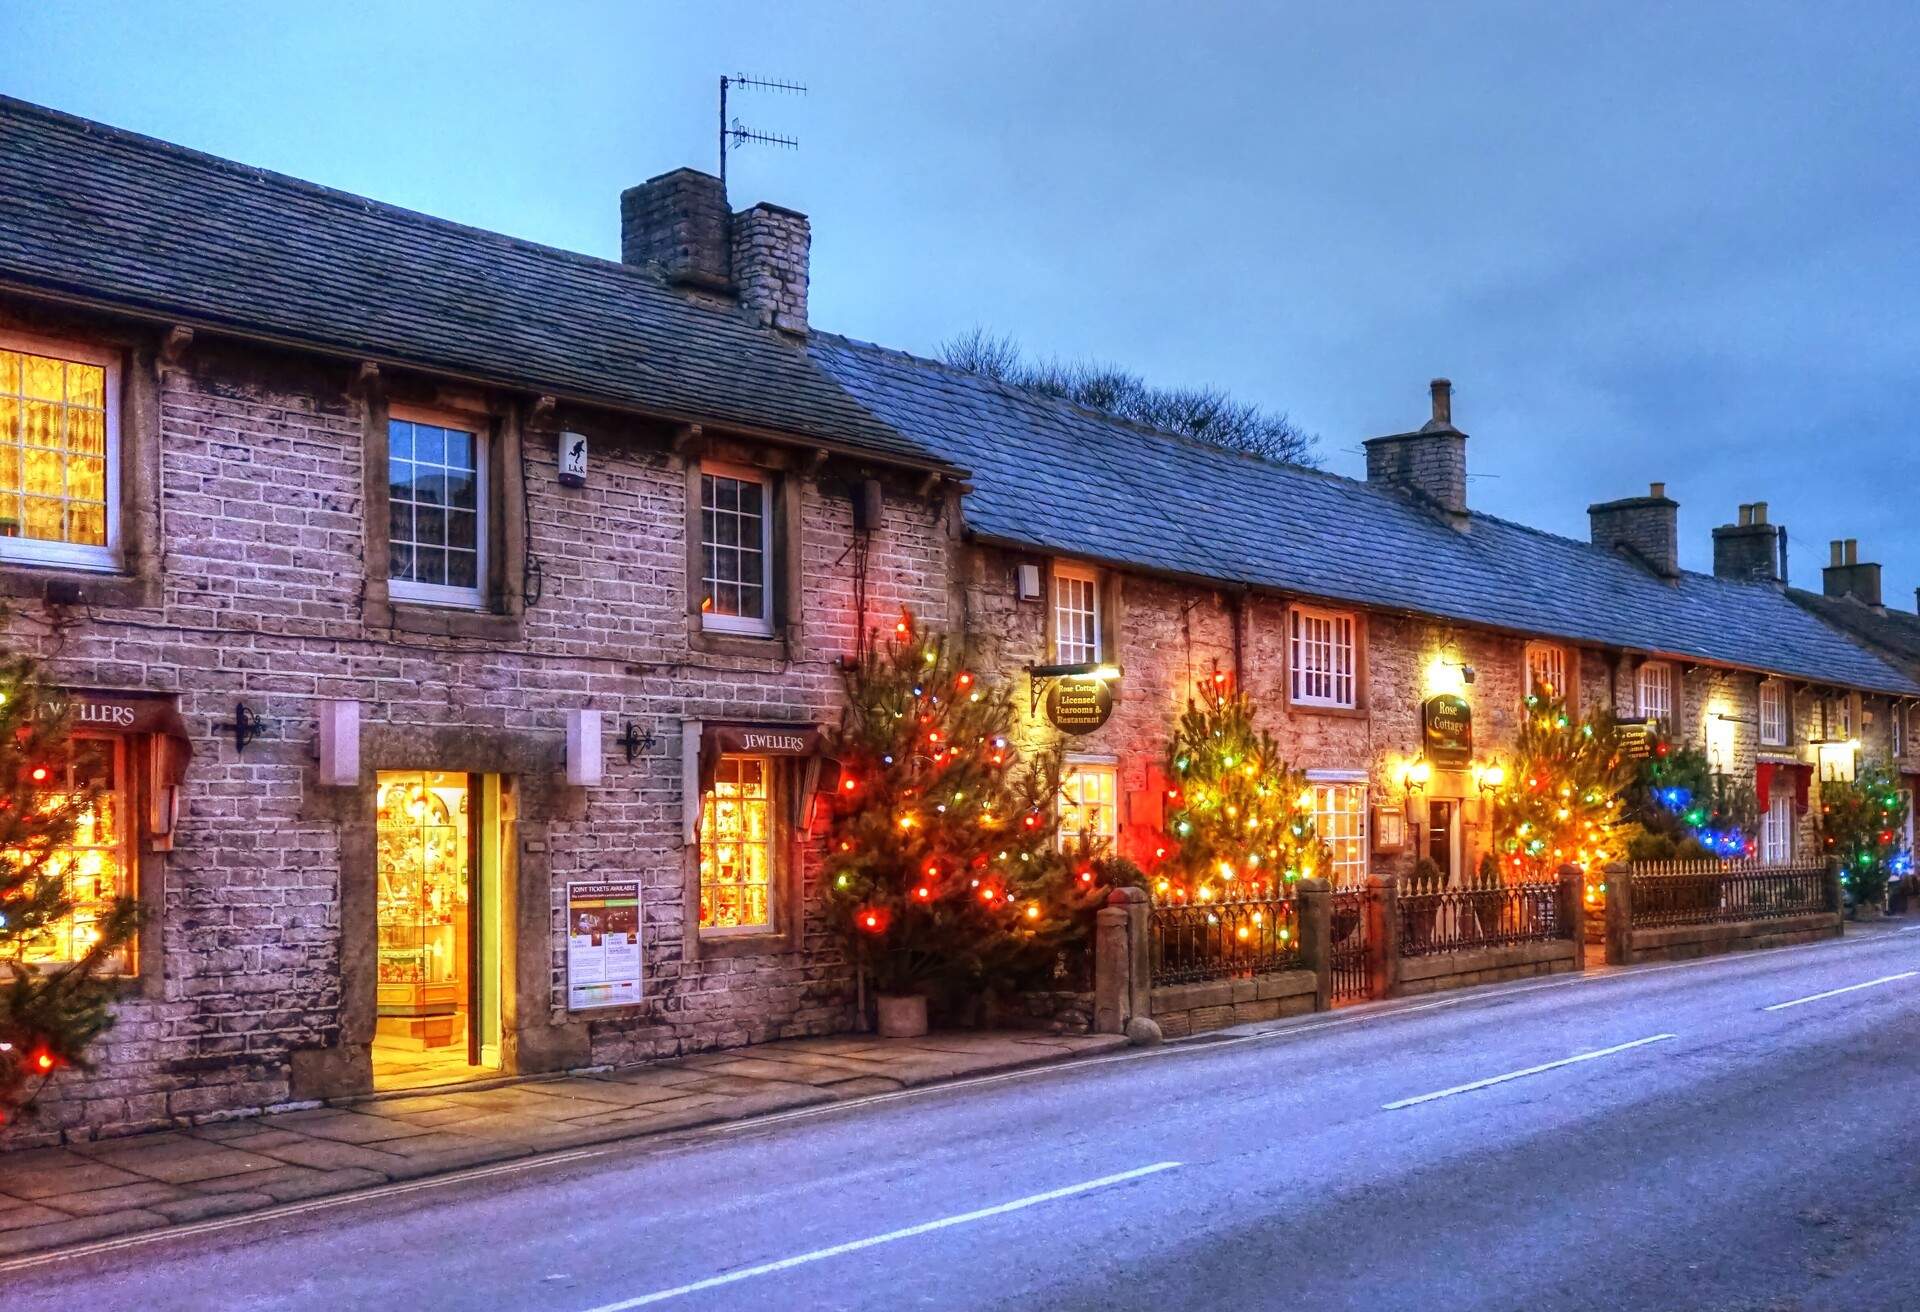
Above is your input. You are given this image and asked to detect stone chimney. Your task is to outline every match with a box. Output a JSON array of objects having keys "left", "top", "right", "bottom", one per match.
[
  {"left": 1364, "top": 379, "right": 1468, "bottom": 529},
  {"left": 1589, "top": 482, "right": 1680, "bottom": 579},
  {"left": 1711, "top": 502, "right": 1787, "bottom": 585},
  {"left": 1823, "top": 538, "right": 1883, "bottom": 608},
  {"left": 730, "top": 202, "right": 810, "bottom": 335},
  {"left": 619, "top": 169, "right": 811, "bottom": 336}
]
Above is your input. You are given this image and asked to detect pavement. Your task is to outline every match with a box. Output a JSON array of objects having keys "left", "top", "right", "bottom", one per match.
[
  {"left": 0, "top": 1029, "right": 1123, "bottom": 1262},
  {"left": 5, "top": 924, "right": 1920, "bottom": 1310}
]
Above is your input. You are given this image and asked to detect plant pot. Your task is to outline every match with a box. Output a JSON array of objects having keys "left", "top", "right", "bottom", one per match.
[{"left": 875, "top": 993, "right": 929, "bottom": 1039}]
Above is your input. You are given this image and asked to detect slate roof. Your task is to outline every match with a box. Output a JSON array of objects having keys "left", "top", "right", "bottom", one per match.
[
  {"left": 0, "top": 96, "right": 947, "bottom": 470},
  {"left": 811, "top": 333, "right": 1920, "bottom": 697},
  {"left": 1788, "top": 590, "right": 1920, "bottom": 680}
]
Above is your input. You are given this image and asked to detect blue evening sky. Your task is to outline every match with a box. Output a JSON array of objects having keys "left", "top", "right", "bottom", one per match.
[{"left": 6, "top": 3, "right": 1917, "bottom": 596}]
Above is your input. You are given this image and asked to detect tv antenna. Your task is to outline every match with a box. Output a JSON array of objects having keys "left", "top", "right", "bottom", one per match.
[{"left": 720, "top": 73, "right": 804, "bottom": 190}]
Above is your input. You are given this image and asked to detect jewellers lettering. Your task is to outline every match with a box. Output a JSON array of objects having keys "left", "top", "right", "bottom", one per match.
[
  {"left": 1422, "top": 694, "right": 1473, "bottom": 768},
  {"left": 739, "top": 732, "right": 809, "bottom": 754}
]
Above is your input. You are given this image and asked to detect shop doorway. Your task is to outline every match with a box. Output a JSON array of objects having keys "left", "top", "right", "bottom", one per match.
[
  {"left": 373, "top": 771, "right": 512, "bottom": 1090},
  {"left": 1427, "top": 799, "right": 1462, "bottom": 886}
]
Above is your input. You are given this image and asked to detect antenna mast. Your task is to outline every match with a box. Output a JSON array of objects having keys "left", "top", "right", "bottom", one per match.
[{"left": 719, "top": 73, "right": 805, "bottom": 190}]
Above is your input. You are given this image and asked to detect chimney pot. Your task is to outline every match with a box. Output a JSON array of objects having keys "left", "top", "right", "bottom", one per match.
[
  {"left": 1753, "top": 501, "right": 1768, "bottom": 524},
  {"left": 1845, "top": 538, "right": 1859, "bottom": 565},
  {"left": 1737, "top": 503, "right": 1754, "bottom": 527},
  {"left": 1364, "top": 380, "right": 1469, "bottom": 528}
]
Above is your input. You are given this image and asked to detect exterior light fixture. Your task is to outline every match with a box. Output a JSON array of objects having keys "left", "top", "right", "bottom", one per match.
[
  {"left": 1474, "top": 762, "right": 1506, "bottom": 796},
  {"left": 1401, "top": 757, "right": 1432, "bottom": 797}
]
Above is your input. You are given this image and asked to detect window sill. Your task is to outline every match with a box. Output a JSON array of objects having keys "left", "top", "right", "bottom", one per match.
[
  {"left": 696, "top": 929, "right": 797, "bottom": 960},
  {"left": 1287, "top": 701, "right": 1367, "bottom": 720},
  {"left": 691, "top": 625, "right": 790, "bottom": 661},
  {"left": 0, "top": 561, "right": 155, "bottom": 609},
  {"left": 371, "top": 600, "right": 524, "bottom": 643}
]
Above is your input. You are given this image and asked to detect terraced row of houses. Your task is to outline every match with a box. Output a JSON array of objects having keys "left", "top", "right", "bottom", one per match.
[{"left": 2, "top": 96, "right": 1914, "bottom": 1143}]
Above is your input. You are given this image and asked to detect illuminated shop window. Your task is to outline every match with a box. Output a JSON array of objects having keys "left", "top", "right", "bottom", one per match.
[
  {"left": 1760, "top": 793, "right": 1796, "bottom": 866},
  {"left": 701, "top": 755, "right": 774, "bottom": 932},
  {"left": 18, "top": 735, "right": 130, "bottom": 967},
  {"left": 0, "top": 337, "right": 117, "bottom": 569},
  {"left": 1311, "top": 781, "right": 1368, "bottom": 888},
  {"left": 1058, "top": 761, "right": 1118, "bottom": 849}
]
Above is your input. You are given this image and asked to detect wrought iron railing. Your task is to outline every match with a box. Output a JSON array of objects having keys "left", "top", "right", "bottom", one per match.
[
  {"left": 1398, "top": 882, "right": 1567, "bottom": 958},
  {"left": 1330, "top": 885, "right": 1375, "bottom": 1002},
  {"left": 1629, "top": 860, "right": 1832, "bottom": 928},
  {"left": 1149, "top": 893, "right": 1300, "bottom": 987}
]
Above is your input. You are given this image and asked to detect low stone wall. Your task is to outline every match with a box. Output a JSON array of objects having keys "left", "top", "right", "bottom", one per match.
[
  {"left": 1150, "top": 968, "right": 1318, "bottom": 1038},
  {"left": 1391, "top": 939, "right": 1580, "bottom": 997},
  {"left": 1627, "top": 910, "right": 1841, "bottom": 963}
]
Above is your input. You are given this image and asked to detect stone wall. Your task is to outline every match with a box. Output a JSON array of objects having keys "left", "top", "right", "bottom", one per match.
[
  {"left": 1149, "top": 969, "right": 1318, "bottom": 1038},
  {"left": 1, "top": 305, "right": 951, "bottom": 1145},
  {"left": 1391, "top": 939, "right": 1579, "bottom": 997}
]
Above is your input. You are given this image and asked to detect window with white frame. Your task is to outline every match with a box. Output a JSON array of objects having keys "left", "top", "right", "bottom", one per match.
[
  {"left": 699, "top": 465, "right": 774, "bottom": 635},
  {"left": 1525, "top": 643, "right": 1567, "bottom": 701},
  {"left": 0, "top": 333, "right": 119, "bottom": 571},
  {"left": 1290, "top": 606, "right": 1357, "bottom": 708},
  {"left": 1636, "top": 662, "right": 1673, "bottom": 724},
  {"left": 1760, "top": 793, "right": 1796, "bottom": 866},
  {"left": 1058, "top": 761, "right": 1118, "bottom": 849},
  {"left": 1310, "top": 779, "right": 1368, "bottom": 888},
  {"left": 1826, "top": 694, "right": 1853, "bottom": 740},
  {"left": 1051, "top": 564, "right": 1101, "bottom": 665},
  {"left": 700, "top": 755, "right": 775, "bottom": 933},
  {"left": 388, "top": 411, "right": 486, "bottom": 607},
  {"left": 1759, "top": 680, "right": 1788, "bottom": 746}
]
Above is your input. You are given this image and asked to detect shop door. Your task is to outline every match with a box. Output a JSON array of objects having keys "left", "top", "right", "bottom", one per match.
[{"left": 374, "top": 771, "right": 504, "bottom": 1087}]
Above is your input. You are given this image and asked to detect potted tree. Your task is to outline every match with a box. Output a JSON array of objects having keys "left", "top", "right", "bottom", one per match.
[{"left": 823, "top": 613, "right": 1108, "bottom": 1037}]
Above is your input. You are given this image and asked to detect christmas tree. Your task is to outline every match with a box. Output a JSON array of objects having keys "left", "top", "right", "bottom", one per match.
[
  {"left": 1818, "top": 761, "right": 1909, "bottom": 906},
  {"left": 1486, "top": 694, "right": 1639, "bottom": 884},
  {"left": 0, "top": 653, "right": 139, "bottom": 1123},
  {"left": 1155, "top": 674, "right": 1326, "bottom": 903},
  {"left": 822, "top": 613, "right": 1124, "bottom": 1003},
  {"left": 1627, "top": 737, "right": 1759, "bottom": 861}
]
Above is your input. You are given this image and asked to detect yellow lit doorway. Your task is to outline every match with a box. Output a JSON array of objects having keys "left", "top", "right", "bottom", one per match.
[{"left": 372, "top": 771, "right": 510, "bottom": 1090}]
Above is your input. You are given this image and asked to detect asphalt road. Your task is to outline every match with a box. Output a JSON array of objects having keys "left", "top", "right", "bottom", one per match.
[{"left": 7, "top": 927, "right": 1920, "bottom": 1312}]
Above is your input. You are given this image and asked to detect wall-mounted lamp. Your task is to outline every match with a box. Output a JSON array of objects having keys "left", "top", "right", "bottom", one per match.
[
  {"left": 620, "top": 720, "right": 657, "bottom": 764},
  {"left": 1401, "top": 757, "right": 1432, "bottom": 797},
  {"left": 221, "top": 701, "right": 266, "bottom": 754},
  {"left": 1474, "top": 761, "right": 1507, "bottom": 796}
]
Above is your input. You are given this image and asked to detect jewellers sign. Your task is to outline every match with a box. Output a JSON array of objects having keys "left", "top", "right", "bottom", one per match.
[
  {"left": 1422, "top": 694, "right": 1473, "bottom": 768},
  {"left": 705, "top": 724, "right": 822, "bottom": 757}
]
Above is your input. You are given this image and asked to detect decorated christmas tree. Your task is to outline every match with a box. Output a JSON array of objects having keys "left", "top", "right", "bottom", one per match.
[
  {"left": 1155, "top": 673, "right": 1326, "bottom": 903},
  {"left": 1817, "top": 761, "right": 1909, "bottom": 907},
  {"left": 1627, "top": 736, "right": 1759, "bottom": 861},
  {"left": 822, "top": 613, "right": 1125, "bottom": 1003},
  {"left": 1486, "top": 694, "right": 1639, "bottom": 883},
  {"left": 1, "top": 653, "right": 139, "bottom": 1123}
]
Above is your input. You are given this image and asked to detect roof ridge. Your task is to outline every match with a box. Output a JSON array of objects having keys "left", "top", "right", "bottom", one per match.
[
  {"left": 0, "top": 94, "right": 690, "bottom": 300},
  {"left": 814, "top": 328, "right": 1339, "bottom": 480}
]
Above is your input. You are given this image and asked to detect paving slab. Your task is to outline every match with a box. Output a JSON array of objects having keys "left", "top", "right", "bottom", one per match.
[
  {"left": 82, "top": 1141, "right": 286, "bottom": 1185},
  {"left": 42, "top": 1181, "right": 184, "bottom": 1217},
  {"left": 0, "top": 1201, "right": 71, "bottom": 1233},
  {"left": 0, "top": 1159, "right": 147, "bottom": 1200},
  {"left": 149, "top": 1191, "right": 274, "bottom": 1223},
  {"left": 0, "top": 1208, "right": 165, "bottom": 1259},
  {"left": 254, "top": 1111, "right": 435, "bottom": 1146}
]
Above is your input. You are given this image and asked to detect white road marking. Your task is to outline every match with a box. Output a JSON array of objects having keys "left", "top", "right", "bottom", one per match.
[
  {"left": 1381, "top": 1034, "right": 1677, "bottom": 1110},
  {"left": 1762, "top": 970, "right": 1918, "bottom": 1012},
  {"left": 577, "top": 1161, "right": 1182, "bottom": 1310}
]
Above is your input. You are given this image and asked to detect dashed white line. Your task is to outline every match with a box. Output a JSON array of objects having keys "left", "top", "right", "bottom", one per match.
[
  {"left": 1382, "top": 1034, "right": 1677, "bottom": 1110},
  {"left": 1762, "top": 970, "right": 1918, "bottom": 1012},
  {"left": 577, "top": 1161, "right": 1182, "bottom": 1310}
]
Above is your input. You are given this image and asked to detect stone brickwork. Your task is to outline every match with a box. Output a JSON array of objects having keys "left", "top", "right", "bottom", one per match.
[
  {"left": 0, "top": 309, "right": 950, "bottom": 1146},
  {"left": 1588, "top": 484, "right": 1679, "bottom": 578},
  {"left": 620, "top": 169, "right": 733, "bottom": 291},
  {"left": 730, "top": 203, "right": 810, "bottom": 336}
]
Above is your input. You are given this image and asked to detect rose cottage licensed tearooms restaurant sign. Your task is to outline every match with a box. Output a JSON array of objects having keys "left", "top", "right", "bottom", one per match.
[
  {"left": 566, "top": 881, "right": 642, "bottom": 1010},
  {"left": 1422, "top": 693, "right": 1473, "bottom": 768},
  {"left": 1045, "top": 678, "right": 1114, "bottom": 735}
]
